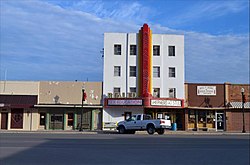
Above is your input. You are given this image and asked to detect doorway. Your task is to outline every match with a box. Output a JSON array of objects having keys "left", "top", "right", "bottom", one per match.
[
  {"left": 1, "top": 112, "right": 8, "bottom": 129},
  {"left": 216, "top": 112, "right": 224, "bottom": 131}
]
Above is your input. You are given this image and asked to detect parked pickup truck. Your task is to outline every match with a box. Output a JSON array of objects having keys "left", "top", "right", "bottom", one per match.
[{"left": 117, "top": 114, "right": 171, "bottom": 135}]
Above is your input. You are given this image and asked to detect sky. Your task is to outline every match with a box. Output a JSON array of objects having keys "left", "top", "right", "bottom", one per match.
[{"left": 0, "top": 0, "right": 249, "bottom": 84}]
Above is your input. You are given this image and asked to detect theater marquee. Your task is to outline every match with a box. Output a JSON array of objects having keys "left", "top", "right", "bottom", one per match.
[
  {"left": 108, "top": 99, "right": 143, "bottom": 106},
  {"left": 151, "top": 99, "right": 182, "bottom": 107}
]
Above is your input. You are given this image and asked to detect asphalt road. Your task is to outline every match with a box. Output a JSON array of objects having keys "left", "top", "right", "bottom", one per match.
[{"left": 0, "top": 133, "right": 249, "bottom": 165}]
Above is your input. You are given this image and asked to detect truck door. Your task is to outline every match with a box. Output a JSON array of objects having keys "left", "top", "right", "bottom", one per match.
[
  {"left": 133, "top": 115, "right": 142, "bottom": 129},
  {"left": 125, "top": 115, "right": 136, "bottom": 130}
]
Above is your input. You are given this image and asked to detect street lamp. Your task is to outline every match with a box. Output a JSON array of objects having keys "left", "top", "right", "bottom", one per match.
[
  {"left": 241, "top": 88, "right": 246, "bottom": 133},
  {"left": 79, "top": 85, "right": 85, "bottom": 131}
]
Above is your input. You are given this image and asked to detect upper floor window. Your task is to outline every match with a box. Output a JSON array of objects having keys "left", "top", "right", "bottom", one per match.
[
  {"left": 169, "top": 46, "right": 175, "bottom": 56},
  {"left": 130, "top": 66, "right": 136, "bottom": 77},
  {"left": 114, "top": 44, "right": 121, "bottom": 55},
  {"left": 114, "top": 66, "right": 121, "bottom": 77},
  {"left": 113, "top": 87, "right": 120, "bottom": 93},
  {"left": 130, "top": 87, "right": 136, "bottom": 93},
  {"left": 153, "top": 45, "right": 160, "bottom": 56},
  {"left": 130, "top": 45, "right": 137, "bottom": 55},
  {"left": 169, "top": 67, "right": 175, "bottom": 78},
  {"left": 153, "top": 66, "right": 160, "bottom": 78},
  {"left": 153, "top": 88, "right": 160, "bottom": 98},
  {"left": 169, "top": 88, "right": 176, "bottom": 98}
]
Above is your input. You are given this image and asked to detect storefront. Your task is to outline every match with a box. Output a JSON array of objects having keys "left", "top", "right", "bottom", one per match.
[
  {"left": 35, "top": 105, "right": 102, "bottom": 130},
  {"left": 103, "top": 97, "right": 184, "bottom": 130},
  {"left": 185, "top": 109, "right": 226, "bottom": 131},
  {"left": 0, "top": 95, "right": 38, "bottom": 130}
]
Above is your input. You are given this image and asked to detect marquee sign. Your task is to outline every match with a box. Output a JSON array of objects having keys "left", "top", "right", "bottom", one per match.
[
  {"left": 108, "top": 99, "right": 143, "bottom": 106},
  {"left": 151, "top": 99, "right": 182, "bottom": 107}
]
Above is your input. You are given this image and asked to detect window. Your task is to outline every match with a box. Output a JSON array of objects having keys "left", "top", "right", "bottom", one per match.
[
  {"left": 136, "top": 115, "right": 141, "bottom": 120},
  {"left": 67, "top": 113, "right": 73, "bottom": 126},
  {"left": 114, "top": 44, "right": 121, "bottom": 55},
  {"left": 169, "top": 88, "right": 176, "bottom": 98},
  {"left": 153, "top": 45, "right": 160, "bottom": 56},
  {"left": 153, "top": 88, "right": 160, "bottom": 98},
  {"left": 169, "top": 67, "right": 176, "bottom": 78},
  {"left": 169, "top": 46, "right": 175, "bottom": 56},
  {"left": 114, "top": 66, "right": 121, "bottom": 76},
  {"left": 130, "top": 45, "right": 136, "bottom": 55},
  {"left": 130, "top": 87, "right": 136, "bottom": 93},
  {"left": 130, "top": 66, "right": 136, "bottom": 77},
  {"left": 114, "top": 88, "right": 120, "bottom": 93},
  {"left": 153, "top": 66, "right": 160, "bottom": 78}
]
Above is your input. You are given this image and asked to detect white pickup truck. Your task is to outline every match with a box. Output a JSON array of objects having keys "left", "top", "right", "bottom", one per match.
[{"left": 117, "top": 114, "right": 171, "bottom": 135}]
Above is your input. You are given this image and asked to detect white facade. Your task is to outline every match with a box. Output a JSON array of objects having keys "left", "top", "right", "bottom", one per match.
[{"left": 103, "top": 32, "right": 185, "bottom": 123}]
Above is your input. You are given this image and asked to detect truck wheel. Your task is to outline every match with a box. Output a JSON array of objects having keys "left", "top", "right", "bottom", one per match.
[
  {"left": 147, "top": 125, "right": 155, "bottom": 135},
  {"left": 118, "top": 126, "right": 126, "bottom": 134},
  {"left": 157, "top": 129, "right": 165, "bottom": 135}
]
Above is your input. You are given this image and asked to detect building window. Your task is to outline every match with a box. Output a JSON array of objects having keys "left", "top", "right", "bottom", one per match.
[
  {"left": 153, "top": 45, "right": 160, "bottom": 56},
  {"left": 130, "top": 87, "right": 136, "bottom": 93},
  {"left": 169, "top": 67, "right": 175, "bottom": 78},
  {"left": 114, "top": 44, "right": 121, "bottom": 55},
  {"left": 169, "top": 46, "right": 175, "bottom": 56},
  {"left": 130, "top": 45, "right": 136, "bottom": 55},
  {"left": 153, "top": 88, "right": 160, "bottom": 98},
  {"left": 114, "top": 66, "right": 121, "bottom": 77},
  {"left": 153, "top": 66, "right": 160, "bottom": 78},
  {"left": 130, "top": 66, "right": 136, "bottom": 77},
  {"left": 169, "top": 88, "right": 176, "bottom": 98}
]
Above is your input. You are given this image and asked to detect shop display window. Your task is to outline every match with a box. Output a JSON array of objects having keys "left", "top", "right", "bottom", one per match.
[
  {"left": 188, "top": 110, "right": 195, "bottom": 123},
  {"left": 206, "top": 111, "right": 215, "bottom": 128}
]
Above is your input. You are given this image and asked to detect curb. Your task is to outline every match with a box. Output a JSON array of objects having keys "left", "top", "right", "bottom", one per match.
[{"left": 0, "top": 130, "right": 249, "bottom": 136}]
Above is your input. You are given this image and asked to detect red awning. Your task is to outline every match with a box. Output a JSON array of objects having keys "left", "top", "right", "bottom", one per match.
[{"left": 0, "top": 95, "right": 37, "bottom": 108}]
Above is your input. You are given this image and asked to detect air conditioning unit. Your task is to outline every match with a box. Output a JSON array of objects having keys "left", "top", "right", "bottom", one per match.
[
  {"left": 108, "top": 93, "right": 113, "bottom": 98},
  {"left": 131, "top": 92, "right": 137, "bottom": 98},
  {"left": 114, "top": 92, "right": 121, "bottom": 98},
  {"left": 127, "top": 93, "right": 132, "bottom": 98}
]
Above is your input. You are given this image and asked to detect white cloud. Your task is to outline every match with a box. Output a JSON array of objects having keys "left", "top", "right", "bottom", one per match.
[{"left": 168, "top": 0, "right": 248, "bottom": 26}]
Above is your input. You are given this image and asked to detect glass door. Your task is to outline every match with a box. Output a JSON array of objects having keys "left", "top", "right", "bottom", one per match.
[{"left": 216, "top": 112, "right": 224, "bottom": 131}]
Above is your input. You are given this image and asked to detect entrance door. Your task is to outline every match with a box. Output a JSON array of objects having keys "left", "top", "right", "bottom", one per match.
[
  {"left": 1, "top": 112, "right": 8, "bottom": 129},
  {"left": 11, "top": 109, "right": 23, "bottom": 129},
  {"left": 216, "top": 113, "right": 224, "bottom": 131}
]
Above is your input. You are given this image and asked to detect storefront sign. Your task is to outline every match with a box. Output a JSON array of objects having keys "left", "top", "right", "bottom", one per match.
[
  {"left": 197, "top": 86, "right": 216, "bottom": 96},
  {"left": 151, "top": 99, "right": 182, "bottom": 107},
  {"left": 108, "top": 99, "right": 143, "bottom": 106}
]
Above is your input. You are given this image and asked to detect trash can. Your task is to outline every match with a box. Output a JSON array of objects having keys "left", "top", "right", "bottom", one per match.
[{"left": 172, "top": 123, "right": 177, "bottom": 131}]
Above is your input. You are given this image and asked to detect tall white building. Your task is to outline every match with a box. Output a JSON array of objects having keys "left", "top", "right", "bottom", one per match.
[{"left": 103, "top": 24, "right": 184, "bottom": 128}]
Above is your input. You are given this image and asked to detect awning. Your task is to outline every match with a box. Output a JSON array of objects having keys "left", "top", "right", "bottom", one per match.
[
  {"left": 0, "top": 95, "right": 37, "bottom": 108},
  {"left": 228, "top": 102, "right": 250, "bottom": 109}
]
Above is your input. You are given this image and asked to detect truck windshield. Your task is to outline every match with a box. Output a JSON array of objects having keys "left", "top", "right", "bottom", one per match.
[{"left": 126, "top": 115, "right": 136, "bottom": 121}]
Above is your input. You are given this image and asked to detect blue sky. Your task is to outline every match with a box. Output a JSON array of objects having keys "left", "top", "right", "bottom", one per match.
[{"left": 0, "top": 0, "right": 249, "bottom": 83}]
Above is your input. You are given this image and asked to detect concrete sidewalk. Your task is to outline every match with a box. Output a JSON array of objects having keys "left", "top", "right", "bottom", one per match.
[{"left": 0, "top": 129, "right": 249, "bottom": 136}]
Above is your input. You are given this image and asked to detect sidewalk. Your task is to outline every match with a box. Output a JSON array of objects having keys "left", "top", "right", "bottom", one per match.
[{"left": 0, "top": 129, "right": 249, "bottom": 135}]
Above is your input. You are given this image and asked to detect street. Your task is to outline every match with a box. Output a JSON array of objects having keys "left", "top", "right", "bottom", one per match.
[{"left": 0, "top": 132, "right": 249, "bottom": 165}]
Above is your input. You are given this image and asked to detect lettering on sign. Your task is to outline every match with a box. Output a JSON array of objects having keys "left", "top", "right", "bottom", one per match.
[
  {"left": 151, "top": 100, "right": 182, "bottom": 107},
  {"left": 197, "top": 86, "right": 216, "bottom": 96},
  {"left": 108, "top": 99, "right": 143, "bottom": 106}
]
